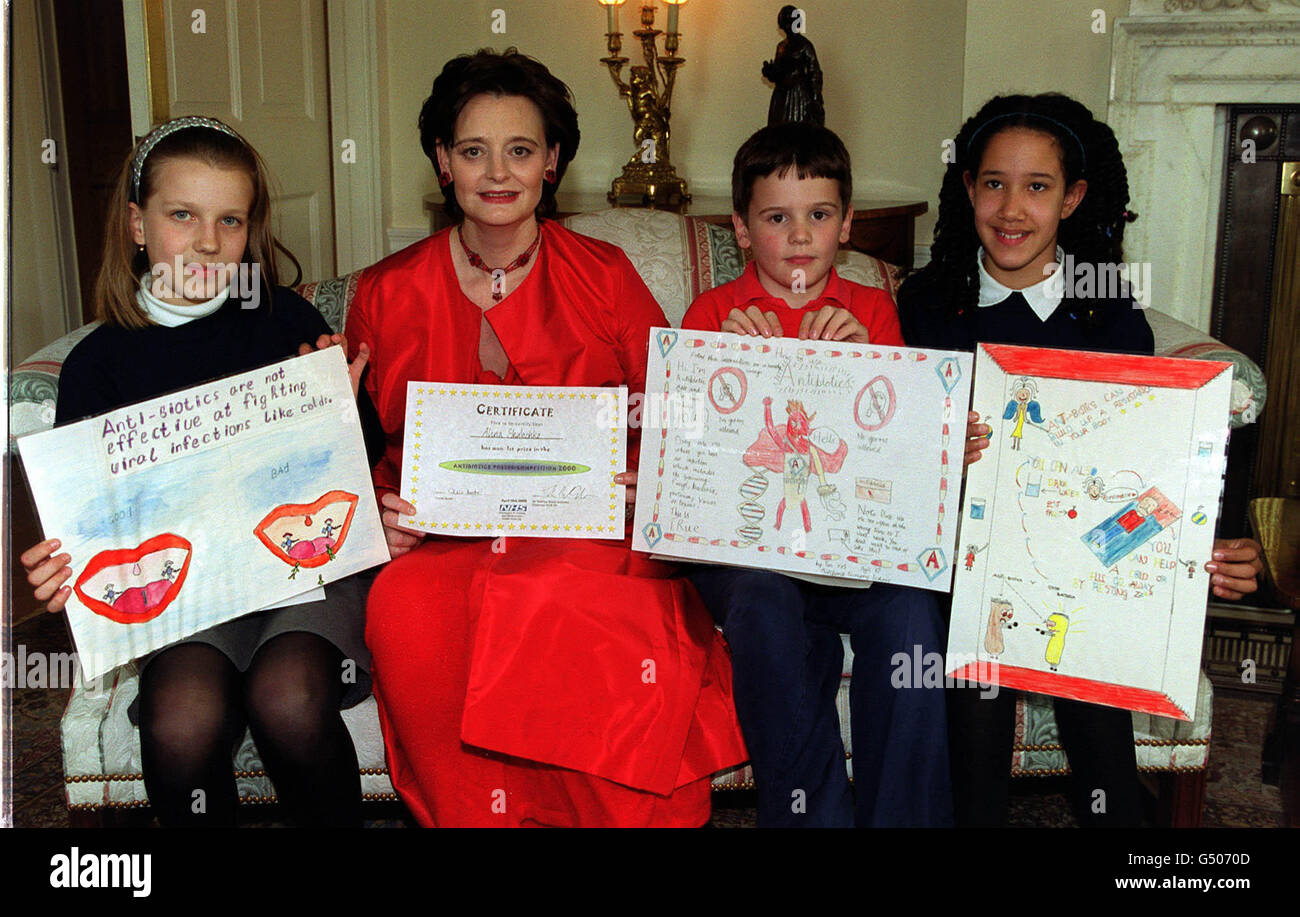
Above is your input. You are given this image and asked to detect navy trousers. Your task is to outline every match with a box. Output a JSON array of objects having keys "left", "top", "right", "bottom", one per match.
[{"left": 689, "top": 567, "right": 953, "bottom": 827}]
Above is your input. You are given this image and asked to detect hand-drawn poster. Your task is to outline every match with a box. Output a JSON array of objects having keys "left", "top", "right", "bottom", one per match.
[
  {"left": 396, "top": 383, "right": 627, "bottom": 538},
  {"left": 632, "top": 328, "right": 972, "bottom": 590},
  {"left": 947, "top": 344, "right": 1233, "bottom": 720},
  {"left": 18, "top": 348, "right": 389, "bottom": 681}
]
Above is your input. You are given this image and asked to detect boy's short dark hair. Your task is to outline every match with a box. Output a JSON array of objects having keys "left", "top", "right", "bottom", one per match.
[{"left": 731, "top": 123, "right": 852, "bottom": 217}]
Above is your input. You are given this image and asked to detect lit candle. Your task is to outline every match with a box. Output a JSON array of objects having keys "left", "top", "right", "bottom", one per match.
[
  {"left": 598, "top": 0, "right": 619, "bottom": 33},
  {"left": 666, "top": 0, "right": 683, "bottom": 33}
]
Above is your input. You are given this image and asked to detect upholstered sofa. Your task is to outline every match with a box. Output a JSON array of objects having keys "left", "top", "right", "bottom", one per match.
[{"left": 11, "top": 208, "right": 1265, "bottom": 826}]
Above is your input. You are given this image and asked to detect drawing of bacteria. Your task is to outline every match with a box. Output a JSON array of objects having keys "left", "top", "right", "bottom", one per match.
[
  {"left": 708, "top": 367, "right": 747, "bottom": 414},
  {"left": 984, "top": 599, "right": 1014, "bottom": 655},
  {"left": 73, "top": 534, "right": 193, "bottom": 625},
  {"left": 1040, "top": 613, "right": 1069, "bottom": 670},
  {"left": 853, "top": 375, "right": 897, "bottom": 431},
  {"left": 255, "top": 490, "right": 359, "bottom": 579}
]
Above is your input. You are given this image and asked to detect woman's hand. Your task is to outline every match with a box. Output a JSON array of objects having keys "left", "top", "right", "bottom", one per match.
[
  {"left": 21, "top": 538, "right": 73, "bottom": 613},
  {"left": 721, "top": 306, "right": 782, "bottom": 338},
  {"left": 379, "top": 492, "right": 424, "bottom": 559},
  {"left": 615, "top": 471, "right": 637, "bottom": 520},
  {"left": 963, "top": 411, "right": 992, "bottom": 468},
  {"left": 298, "top": 333, "right": 371, "bottom": 398},
  {"left": 798, "top": 306, "right": 868, "bottom": 343},
  {"left": 1205, "top": 537, "right": 1265, "bottom": 600}
]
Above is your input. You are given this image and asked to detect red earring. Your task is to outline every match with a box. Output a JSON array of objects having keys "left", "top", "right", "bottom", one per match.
[
  {"left": 438, "top": 172, "right": 452, "bottom": 188},
  {"left": 544, "top": 168, "right": 557, "bottom": 183}
]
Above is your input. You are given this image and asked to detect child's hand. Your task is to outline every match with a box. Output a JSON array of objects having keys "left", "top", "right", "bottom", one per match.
[
  {"left": 21, "top": 538, "right": 73, "bottom": 613},
  {"left": 1205, "top": 537, "right": 1264, "bottom": 600},
  {"left": 964, "top": 411, "right": 992, "bottom": 468},
  {"left": 797, "top": 306, "right": 868, "bottom": 343},
  {"left": 298, "top": 333, "right": 371, "bottom": 398},
  {"left": 615, "top": 471, "right": 637, "bottom": 520},
  {"left": 379, "top": 492, "right": 424, "bottom": 559},
  {"left": 722, "top": 306, "right": 783, "bottom": 338}
]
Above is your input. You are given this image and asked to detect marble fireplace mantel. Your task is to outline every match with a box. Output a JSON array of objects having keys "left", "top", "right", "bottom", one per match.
[{"left": 1109, "top": 4, "right": 1300, "bottom": 329}]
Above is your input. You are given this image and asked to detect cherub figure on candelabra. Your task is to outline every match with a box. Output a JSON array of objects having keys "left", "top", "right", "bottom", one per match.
[
  {"left": 622, "top": 66, "right": 671, "bottom": 167},
  {"left": 601, "top": 3, "right": 690, "bottom": 204}
]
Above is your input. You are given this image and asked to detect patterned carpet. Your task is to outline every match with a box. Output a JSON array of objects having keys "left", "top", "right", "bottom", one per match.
[{"left": 9, "top": 608, "right": 1287, "bottom": 828}]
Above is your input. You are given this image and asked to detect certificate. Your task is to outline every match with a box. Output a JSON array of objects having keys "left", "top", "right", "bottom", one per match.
[
  {"left": 17, "top": 348, "right": 390, "bottom": 681},
  {"left": 632, "top": 328, "right": 972, "bottom": 590},
  {"left": 397, "top": 383, "right": 628, "bottom": 539}
]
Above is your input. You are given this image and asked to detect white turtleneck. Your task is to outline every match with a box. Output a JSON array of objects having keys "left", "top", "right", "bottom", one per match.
[{"left": 136, "top": 274, "right": 231, "bottom": 327}]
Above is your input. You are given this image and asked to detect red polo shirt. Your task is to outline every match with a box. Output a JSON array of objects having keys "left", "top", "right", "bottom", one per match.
[{"left": 681, "top": 262, "right": 904, "bottom": 345}]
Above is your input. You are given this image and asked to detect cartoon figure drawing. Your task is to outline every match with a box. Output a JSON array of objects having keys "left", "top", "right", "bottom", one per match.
[
  {"left": 1117, "top": 493, "right": 1159, "bottom": 533},
  {"left": 1083, "top": 472, "right": 1105, "bottom": 500},
  {"left": 102, "top": 584, "right": 120, "bottom": 604},
  {"left": 964, "top": 543, "right": 987, "bottom": 572},
  {"left": 984, "top": 598, "right": 1014, "bottom": 655},
  {"left": 320, "top": 517, "right": 339, "bottom": 538},
  {"left": 1040, "top": 613, "right": 1070, "bottom": 671},
  {"left": 1083, "top": 485, "right": 1181, "bottom": 567},
  {"left": 159, "top": 560, "right": 179, "bottom": 581},
  {"left": 1001, "top": 377, "right": 1042, "bottom": 451},
  {"left": 743, "top": 397, "right": 848, "bottom": 532}
]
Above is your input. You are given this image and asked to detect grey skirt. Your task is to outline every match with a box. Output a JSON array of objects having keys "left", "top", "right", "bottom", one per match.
[{"left": 127, "top": 569, "right": 375, "bottom": 724}]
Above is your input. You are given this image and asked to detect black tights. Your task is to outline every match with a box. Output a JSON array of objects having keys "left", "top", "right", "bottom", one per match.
[
  {"left": 137, "top": 632, "right": 362, "bottom": 827},
  {"left": 948, "top": 684, "right": 1143, "bottom": 827}
]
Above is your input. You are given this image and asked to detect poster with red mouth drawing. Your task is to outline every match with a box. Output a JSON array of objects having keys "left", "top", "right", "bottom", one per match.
[{"left": 17, "top": 348, "right": 388, "bottom": 681}]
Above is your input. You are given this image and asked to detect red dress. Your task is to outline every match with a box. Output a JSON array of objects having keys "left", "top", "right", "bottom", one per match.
[{"left": 346, "top": 222, "right": 747, "bottom": 826}]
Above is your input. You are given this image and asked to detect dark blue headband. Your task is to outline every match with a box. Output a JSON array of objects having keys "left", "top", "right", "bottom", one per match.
[{"left": 967, "top": 112, "right": 1087, "bottom": 172}]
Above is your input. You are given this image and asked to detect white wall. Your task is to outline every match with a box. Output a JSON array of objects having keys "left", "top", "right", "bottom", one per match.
[
  {"left": 962, "top": 0, "right": 1128, "bottom": 119},
  {"left": 378, "top": 0, "right": 968, "bottom": 246}
]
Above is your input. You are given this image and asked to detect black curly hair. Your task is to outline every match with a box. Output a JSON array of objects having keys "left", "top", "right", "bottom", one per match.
[
  {"left": 900, "top": 93, "right": 1137, "bottom": 332},
  {"left": 418, "top": 48, "right": 580, "bottom": 223}
]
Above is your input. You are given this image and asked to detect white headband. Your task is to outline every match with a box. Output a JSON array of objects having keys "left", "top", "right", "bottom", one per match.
[{"left": 131, "top": 116, "right": 242, "bottom": 203}]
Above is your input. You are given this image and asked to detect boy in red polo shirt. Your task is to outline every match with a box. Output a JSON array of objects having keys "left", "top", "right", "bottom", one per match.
[{"left": 681, "top": 124, "right": 950, "bottom": 827}]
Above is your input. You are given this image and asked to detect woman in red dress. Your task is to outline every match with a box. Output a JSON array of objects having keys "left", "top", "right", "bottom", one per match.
[{"left": 346, "top": 49, "right": 747, "bottom": 826}]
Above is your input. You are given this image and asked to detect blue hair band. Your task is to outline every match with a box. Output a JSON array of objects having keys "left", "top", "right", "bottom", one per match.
[{"left": 966, "top": 112, "right": 1087, "bottom": 172}]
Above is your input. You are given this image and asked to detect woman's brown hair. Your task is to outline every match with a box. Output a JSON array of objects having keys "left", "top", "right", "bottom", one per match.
[{"left": 419, "top": 48, "right": 581, "bottom": 223}]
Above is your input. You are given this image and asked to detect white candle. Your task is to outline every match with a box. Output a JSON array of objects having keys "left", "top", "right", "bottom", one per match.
[{"left": 667, "top": 2, "right": 679, "bottom": 33}]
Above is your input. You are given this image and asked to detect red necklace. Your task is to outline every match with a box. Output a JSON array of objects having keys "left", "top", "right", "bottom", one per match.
[{"left": 456, "top": 226, "right": 542, "bottom": 303}]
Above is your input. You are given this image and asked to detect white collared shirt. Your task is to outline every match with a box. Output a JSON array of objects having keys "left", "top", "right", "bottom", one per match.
[{"left": 975, "top": 246, "right": 1065, "bottom": 322}]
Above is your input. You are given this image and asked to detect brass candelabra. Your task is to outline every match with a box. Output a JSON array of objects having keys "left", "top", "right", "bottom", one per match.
[{"left": 599, "top": 0, "right": 691, "bottom": 206}]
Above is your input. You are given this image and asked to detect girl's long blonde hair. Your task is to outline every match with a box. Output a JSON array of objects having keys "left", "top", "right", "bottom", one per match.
[{"left": 95, "top": 120, "right": 296, "bottom": 328}]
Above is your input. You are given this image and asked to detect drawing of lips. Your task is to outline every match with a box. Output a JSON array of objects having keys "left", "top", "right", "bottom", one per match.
[
  {"left": 254, "top": 490, "right": 359, "bottom": 568},
  {"left": 73, "top": 534, "right": 193, "bottom": 625}
]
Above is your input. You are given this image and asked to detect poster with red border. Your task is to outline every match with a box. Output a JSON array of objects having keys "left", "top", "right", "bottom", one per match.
[{"left": 946, "top": 344, "right": 1232, "bottom": 721}]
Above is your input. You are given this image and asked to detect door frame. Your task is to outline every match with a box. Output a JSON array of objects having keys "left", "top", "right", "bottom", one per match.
[{"left": 121, "top": 0, "right": 385, "bottom": 277}]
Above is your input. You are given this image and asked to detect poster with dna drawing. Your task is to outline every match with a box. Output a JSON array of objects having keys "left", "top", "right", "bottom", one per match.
[{"left": 632, "top": 328, "right": 972, "bottom": 591}]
